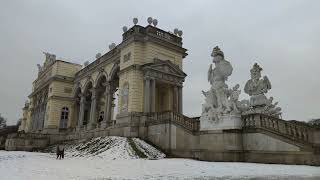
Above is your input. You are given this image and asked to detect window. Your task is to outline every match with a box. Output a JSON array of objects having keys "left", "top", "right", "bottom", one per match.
[
  {"left": 59, "top": 107, "right": 69, "bottom": 129},
  {"left": 123, "top": 52, "right": 131, "bottom": 62}
]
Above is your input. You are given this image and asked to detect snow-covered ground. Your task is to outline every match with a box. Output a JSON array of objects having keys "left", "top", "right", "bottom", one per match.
[
  {"left": 1, "top": 151, "right": 320, "bottom": 180},
  {"left": 1, "top": 137, "right": 320, "bottom": 180}
]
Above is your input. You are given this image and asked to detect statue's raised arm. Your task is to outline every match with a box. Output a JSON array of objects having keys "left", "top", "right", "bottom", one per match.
[{"left": 208, "top": 64, "right": 213, "bottom": 84}]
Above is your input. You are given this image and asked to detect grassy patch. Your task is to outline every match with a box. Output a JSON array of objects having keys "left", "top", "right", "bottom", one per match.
[{"left": 127, "top": 137, "right": 147, "bottom": 158}]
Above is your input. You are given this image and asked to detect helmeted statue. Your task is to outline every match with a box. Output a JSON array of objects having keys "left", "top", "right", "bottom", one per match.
[
  {"left": 200, "top": 49, "right": 283, "bottom": 131},
  {"left": 244, "top": 63, "right": 271, "bottom": 106},
  {"left": 207, "top": 46, "right": 233, "bottom": 113},
  {"left": 243, "top": 63, "right": 282, "bottom": 118}
]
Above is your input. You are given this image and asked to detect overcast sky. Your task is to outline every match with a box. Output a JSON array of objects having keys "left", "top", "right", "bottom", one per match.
[{"left": 0, "top": 0, "right": 319, "bottom": 125}]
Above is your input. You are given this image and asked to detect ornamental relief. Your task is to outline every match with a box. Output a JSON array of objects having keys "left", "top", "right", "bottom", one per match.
[{"left": 119, "top": 82, "right": 129, "bottom": 112}]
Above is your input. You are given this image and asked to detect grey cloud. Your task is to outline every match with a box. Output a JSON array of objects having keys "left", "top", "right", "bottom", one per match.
[{"left": 0, "top": 0, "right": 319, "bottom": 124}]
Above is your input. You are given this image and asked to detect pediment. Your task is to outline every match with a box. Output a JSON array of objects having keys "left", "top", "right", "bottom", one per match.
[{"left": 142, "top": 59, "right": 186, "bottom": 78}]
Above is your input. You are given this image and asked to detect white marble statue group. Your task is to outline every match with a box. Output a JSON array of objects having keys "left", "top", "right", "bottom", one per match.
[
  {"left": 37, "top": 52, "right": 56, "bottom": 73},
  {"left": 200, "top": 46, "right": 282, "bottom": 129}
]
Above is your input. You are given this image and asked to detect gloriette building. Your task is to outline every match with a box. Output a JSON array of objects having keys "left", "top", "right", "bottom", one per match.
[
  {"left": 19, "top": 21, "right": 187, "bottom": 133},
  {"left": 13, "top": 18, "right": 320, "bottom": 166}
]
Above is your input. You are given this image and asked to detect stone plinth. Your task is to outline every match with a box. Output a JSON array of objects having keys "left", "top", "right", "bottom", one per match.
[{"left": 200, "top": 114, "right": 242, "bottom": 131}]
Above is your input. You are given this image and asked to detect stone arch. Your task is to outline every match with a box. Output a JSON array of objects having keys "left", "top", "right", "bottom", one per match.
[
  {"left": 82, "top": 79, "right": 94, "bottom": 126},
  {"left": 94, "top": 71, "right": 108, "bottom": 125},
  {"left": 94, "top": 70, "right": 108, "bottom": 88},
  {"left": 104, "top": 62, "right": 120, "bottom": 124},
  {"left": 83, "top": 77, "right": 94, "bottom": 93},
  {"left": 72, "top": 86, "right": 82, "bottom": 127},
  {"left": 72, "top": 82, "right": 82, "bottom": 98},
  {"left": 108, "top": 63, "right": 120, "bottom": 82}
]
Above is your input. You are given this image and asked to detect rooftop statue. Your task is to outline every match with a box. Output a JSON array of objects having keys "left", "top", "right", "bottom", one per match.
[
  {"left": 37, "top": 52, "right": 56, "bottom": 74},
  {"left": 43, "top": 52, "right": 56, "bottom": 63}
]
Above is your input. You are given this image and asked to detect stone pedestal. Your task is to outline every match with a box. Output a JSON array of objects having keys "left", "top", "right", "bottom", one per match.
[{"left": 200, "top": 114, "right": 242, "bottom": 131}]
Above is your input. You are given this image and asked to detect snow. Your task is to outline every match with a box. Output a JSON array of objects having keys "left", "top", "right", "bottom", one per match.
[
  {"left": 1, "top": 151, "right": 320, "bottom": 180},
  {"left": 1, "top": 137, "right": 320, "bottom": 179},
  {"left": 44, "top": 136, "right": 165, "bottom": 160}
]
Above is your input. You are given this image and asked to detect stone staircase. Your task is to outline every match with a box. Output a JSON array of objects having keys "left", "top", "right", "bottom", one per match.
[
  {"left": 146, "top": 111, "right": 200, "bottom": 134},
  {"left": 242, "top": 113, "right": 320, "bottom": 152}
]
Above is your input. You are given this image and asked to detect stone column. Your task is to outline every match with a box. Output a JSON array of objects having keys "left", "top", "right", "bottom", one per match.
[
  {"left": 88, "top": 88, "right": 97, "bottom": 129},
  {"left": 178, "top": 86, "right": 183, "bottom": 114},
  {"left": 102, "top": 82, "right": 112, "bottom": 128},
  {"left": 173, "top": 86, "right": 178, "bottom": 112},
  {"left": 150, "top": 78, "right": 156, "bottom": 112},
  {"left": 144, "top": 77, "right": 150, "bottom": 113},
  {"left": 77, "top": 94, "right": 85, "bottom": 129}
]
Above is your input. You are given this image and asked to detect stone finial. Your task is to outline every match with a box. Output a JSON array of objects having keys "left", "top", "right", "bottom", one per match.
[
  {"left": 95, "top": 53, "right": 101, "bottom": 59},
  {"left": 152, "top": 19, "right": 158, "bottom": 27},
  {"left": 84, "top": 61, "right": 90, "bottom": 67},
  {"left": 174, "top": 28, "right": 179, "bottom": 35},
  {"left": 133, "top": 17, "right": 138, "bottom": 25},
  {"left": 109, "top": 43, "right": 116, "bottom": 50},
  {"left": 122, "top": 26, "right": 128, "bottom": 33},
  {"left": 147, "top": 17, "right": 153, "bottom": 25}
]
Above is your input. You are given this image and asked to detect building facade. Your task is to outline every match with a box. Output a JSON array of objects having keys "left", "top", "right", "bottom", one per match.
[{"left": 19, "top": 24, "right": 187, "bottom": 133}]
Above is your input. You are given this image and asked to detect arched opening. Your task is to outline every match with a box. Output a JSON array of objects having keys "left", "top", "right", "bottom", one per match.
[
  {"left": 73, "top": 87, "right": 81, "bottom": 127},
  {"left": 83, "top": 81, "right": 93, "bottom": 126},
  {"left": 31, "top": 88, "right": 48, "bottom": 131},
  {"left": 108, "top": 65, "right": 119, "bottom": 124},
  {"left": 59, "top": 107, "right": 69, "bottom": 129},
  {"left": 95, "top": 74, "right": 107, "bottom": 126}
]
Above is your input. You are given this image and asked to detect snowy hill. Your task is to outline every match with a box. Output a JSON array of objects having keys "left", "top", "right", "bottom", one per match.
[{"left": 45, "top": 136, "right": 165, "bottom": 160}]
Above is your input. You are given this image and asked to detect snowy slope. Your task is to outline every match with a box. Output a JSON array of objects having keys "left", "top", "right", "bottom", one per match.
[
  {"left": 45, "top": 136, "right": 165, "bottom": 160},
  {"left": 1, "top": 151, "right": 320, "bottom": 180}
]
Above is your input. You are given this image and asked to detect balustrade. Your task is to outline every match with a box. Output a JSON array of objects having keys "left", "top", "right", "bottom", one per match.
[
  {"left": 147, "top": 111, "right": 199, "bottom": 132},
  {"left": 243, "top": 114, "right": 312, "bottom": 144}
]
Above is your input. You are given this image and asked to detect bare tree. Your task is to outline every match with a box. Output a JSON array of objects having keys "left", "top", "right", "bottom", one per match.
[
  {"left": 308, "top": 118, "right": 320, "bottom": 126},
  {"left": 0, "top": 113, "right": 7, "bottom": 128}
]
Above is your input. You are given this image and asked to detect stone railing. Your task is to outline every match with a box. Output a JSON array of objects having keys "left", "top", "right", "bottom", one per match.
[
  {"left": 147, "top": 111, "right": 200, "bottom": 133},
  {"left": 122, "top": 25, "right": 182, "bottom": 46},
  {"left": 0, "top": 126, "right": 18, "bottom": 136},
  {"left": 7, "top": 132, "right": 49, "bottom": 139},
  {"left": 243, "top": 114, "right": 313, "bottom": 145}
]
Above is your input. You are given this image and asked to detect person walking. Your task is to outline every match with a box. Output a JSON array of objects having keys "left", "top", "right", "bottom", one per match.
[{"left": 56, "top": 144, "right": 65, "bottom": 159}]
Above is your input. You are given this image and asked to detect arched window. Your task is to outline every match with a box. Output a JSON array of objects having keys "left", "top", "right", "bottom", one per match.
[{"left": 59, "top": 107, "right": 69, "bottom": 129}]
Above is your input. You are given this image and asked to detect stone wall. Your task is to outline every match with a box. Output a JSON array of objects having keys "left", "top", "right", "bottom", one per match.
[{"left": 5, "top": 114, "right": 320, "bottom": 165}]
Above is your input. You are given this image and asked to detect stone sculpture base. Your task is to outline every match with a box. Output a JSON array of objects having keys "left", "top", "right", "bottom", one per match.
[{"left": 200, "top": 114, "right": 242, "bottom": 131}]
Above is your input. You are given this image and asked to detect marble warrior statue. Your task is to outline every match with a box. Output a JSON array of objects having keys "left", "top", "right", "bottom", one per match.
[
  {"left": 244, "top": 63, "right": 271, "bottom": 107},
  {"left": 207, "top": 46, "right": 233, "bottom": 113},
  {"left": 200, "top": 46, "right": 247, "bottom": 126},
  {"left": 243, "top": 63, "right": 282, "bottom": 118}
]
